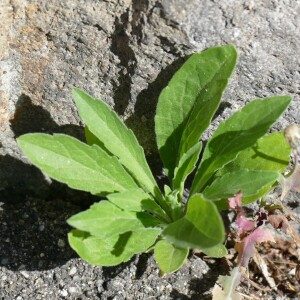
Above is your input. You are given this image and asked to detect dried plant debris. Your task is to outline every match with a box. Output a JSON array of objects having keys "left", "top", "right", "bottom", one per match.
[{"left": 212, "top": 191, "right": 300, "bottom": 300}]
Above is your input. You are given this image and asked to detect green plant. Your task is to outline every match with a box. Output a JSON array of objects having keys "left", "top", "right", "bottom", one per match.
[{"left": 17, "top": 45, "right": 292, "bottom": 274}]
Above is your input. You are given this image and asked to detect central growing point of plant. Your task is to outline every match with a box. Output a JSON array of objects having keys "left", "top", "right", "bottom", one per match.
[{"left": 17, "top": 45, "right": 292, "bottom": 273}]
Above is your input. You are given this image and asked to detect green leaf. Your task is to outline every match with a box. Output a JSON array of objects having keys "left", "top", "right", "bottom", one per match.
[
  {"left": 178, "top": 80, "right": 227, "bottom": 159},
  {"left": 191, "top": 96, "right": 291, "bottom": 195},
  {"left": 72, "top": 88, "right": 161, "bottom": 199},
  {"left": 214, "top": 185, "right": 274, "bottom": 210},
  {"left": 84, "top": 126, "right": 105, "bottom": 149},
  {"left": 164, "top": 189, "right": 183, "bottom": 221},
  {"left": 172, "top": 142, "right": 202, "bottom": 194},
  {"left": 69, "top": 228, "right": 161, "bottom": 266},
  {"left": 154, "top": 240, "right": 189, "bottom": 274},
  {"left": 155, "top": 45, "right": 237, "bottom": 180},
  {"left": 163, "top": 194, "right": 224, "bottom": 249},
  {"left": 215, "top": 132, "right": 291, "bottom": 205},
  {"left": 203, "top": 169, "right": 279, "bottom": 201},
  {"left": 107, "top": 189, "right": 170, "bottom": 222},
  {"left": 67, "top": 200, "right": 161, "bottom": 238},
  {"left": 217, "top": 132, "right": 291, "bottom": 175},
  {"left": 201, "top": 244, "right": 228, "bottom": 258},
  {"left": 17, "top": 134, "right": 138, "bottom": 195}
]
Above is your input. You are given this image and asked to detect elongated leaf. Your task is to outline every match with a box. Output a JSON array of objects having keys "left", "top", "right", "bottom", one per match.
[
  {"left": 154, "top": 240, "right": 189, "bottom": 274},
  {"left": 155, "top": 45, "right": 237, "bottom": 180},
  {"left": 72, "top": 88, "right": 160, "bottom": 199},
  {"left": 172, "top": 142, "right": 202, "bottom": 193},
  {"left": 163, "top": 194, "right": 224, "bottom": 249},
  {"left": 107, "top": 189, "right": 170, "bottom": 222},
  {"left": 203, "top": 169, "right": 279, "bottom": 200},
  {"left": 178, "top": 80, "right": 227, "bottom": 158},
  {"left": 67, "top": 200, "right": 161, "bottom": 238},
  {"left": 17, "top": 134, "right": 137, "bottom": 195},
  {"left": 191, "top": 96, "right": 291, "bottom": 195},
  {"left": 69, "top": 228, "right": 160, "bottom": 266}
]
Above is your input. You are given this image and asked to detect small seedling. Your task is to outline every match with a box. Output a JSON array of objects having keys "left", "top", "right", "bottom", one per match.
[{"left": 17, "top": 45, "right": 292, "bottom": 273}]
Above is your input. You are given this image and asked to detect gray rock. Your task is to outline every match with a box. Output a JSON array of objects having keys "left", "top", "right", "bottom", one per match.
[
  {"left": 1, "top": 0, "right": 300, "bottom": 200},
  {"left": 1, "top": 0, "right": 299, "bottom": 201},
  {"left": 0, "top": 0, "right": 299, "bottom": 299}
]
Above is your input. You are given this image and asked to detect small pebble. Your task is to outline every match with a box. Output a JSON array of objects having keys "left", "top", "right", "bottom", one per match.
[
  {"left": 34, "top": 278, "right": 44, "bottom": 285},
  {"left": 57, "top": 239, "right": 65, "bottom": 248},
  {"left": 73, "top": 275, "right": 80, "bottom": 282},
  {"left": 61, "top": 289, "right": 68, "bottom": 297},
  {"left": 68, "top": 286, "right": 80, "bottom": 294},
  {"left": 69, "top": 266, "right": 77, "bottom": 276},
  {"left": 85, "top": 290, "right": 94, "bottom": 297},
  {"left": 96, "top": 279, "right": 104, "bottom": 293},
  {"left": 38, "top": 260, "right": 44, "bottom": 268},
  {"left": 20, "top": 271, "right": 29, "bottom": 279}
]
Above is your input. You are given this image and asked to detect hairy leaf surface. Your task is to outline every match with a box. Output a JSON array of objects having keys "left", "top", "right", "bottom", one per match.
[
  {"left": 67, "top": 200, "right": 161, "bottom": 238},
  {"left": 172, "top": 142, "right": 202, "bottom": 194},
  {"left": 84, "top": 126, "right": 106, "bottom": 149},
  {"left": 215, "top": 132, "right": 291, "bottom": 204},
  {"left": 203, "top": 169, "right": 279, "bottom": 200},
  {"left": 155, "top": 45, "right": 237, "bottom": 180},
  {"left": 73, "top": 89, "right": 160, "bottom": 199},
  {"left": 107, "top": 189, "right": 169, "bottom": 222},
  {"left": 163, "top": 194, "right": 224, "bottom": 249},
  {"left": 69, "top": 228, "right": 160, "bottom": 266},
  {"left": 154, "top": 240, "right": 189, "bottom": 274},
  {"left": 191, "top": 96, "right": 291, "bottom": 194},
  {"left": 17, "top": 134, "right": 137, "bottom": 195},
  {"left": 217, "top": 132, "right": 291, "bottom": 175}
]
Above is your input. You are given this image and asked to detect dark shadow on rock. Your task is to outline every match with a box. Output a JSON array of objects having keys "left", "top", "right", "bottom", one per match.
[
  {"left": 0, "top": 194, "right": 85, "bottom": 271},
  {"left": 8, "top": 93, "right": 97, "bottom": 205},
  {"left": 0, "top": 94, "right": 101, "bottom": 271},
  {"left": 131, "top": 0, "right": 149, "bottom": 45},
  {"left": 171, "top": 263, "right": 228, "bottom": 299},
  {"left": 0, "top": 154, "right": 49, "bottom": 203},
  {"left": 187, "top": 258, "right": 228, "bottom": 299},
  {"left": 0, "top": 156, "right": 99, "bottom": 272},
  {"left": 11, "top": 94, "right": 85, "bottom": 139},
  {"left": 170, "top": 290, "right": 191, "bottom": 299},
  {"left": 110, "top": 11, "right": 137, "bottom": 115},
  {"left": 0, "top": 155, "right": 99, "bottom": 271},
  {"left": 135, "top": 252, "right": 152, "bottom": 279},
  {"left": 212, "top": 101, "right": 232, "bottom": 121},
  {"left": 102, "top": 257, "right": 135, "bottom": 282}
]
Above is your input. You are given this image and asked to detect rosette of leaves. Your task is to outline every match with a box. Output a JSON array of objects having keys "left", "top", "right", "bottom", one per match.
[{"left": 17, "top": 45, "right": 292, "bottom": 274}]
